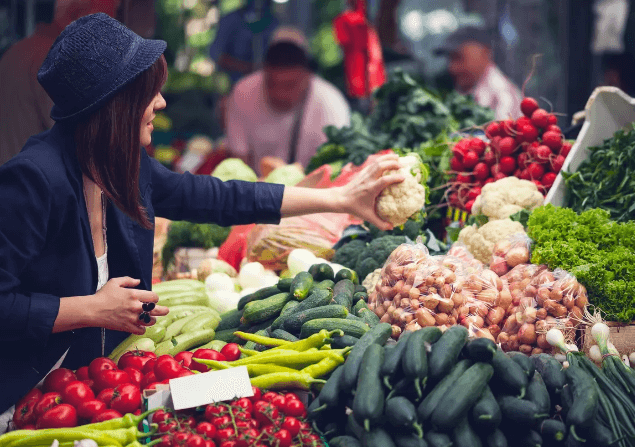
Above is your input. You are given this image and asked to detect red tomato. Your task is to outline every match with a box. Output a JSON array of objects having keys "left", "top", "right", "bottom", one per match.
[
  {"left": 191, "top": 349, "right": 226, "bottom": 372},
  {"left": 282, "top": 393, "right": 299, "bottom": 402},
  {"left": 34, "top": 392, "right": 62, "bottom": 419},
  {"left": 186, "top": 435, "right": 207, "bottom": 447},
  {"left": 220, "top": 344, "right": 240, "bottom": 362},
  {"left": 76, "top": 399, "right": 107, "bottom": 421},
  {"left": 175, "top": 369, "right": 194, "bottom": 378},
  {"left": 17, "top": 388, "right": 43, "bottom": 407},
  {"left": 273, "top": 429, "right": 292, "bottom": 447},
  {"left": 182, "top": 415, "right": 198, "bottom": 429},
  {"left": 172, "top": 431, "right": 191, "bottom": 445},
  {"left": 95, "top": 369, "right": 131, "bottom": 392},
  {"left": 270, "top": 395, "right": 286, "bottom": 410},
  {"left": 211, "top": 415, "right": 232, "bottom": 428},
  {"left": 203, "top": 441, "right": 216, "bottom": 447},
  {"left": 140, "top": 371, "right": 158, "bottom": 390},
  {"left": 88, "top": 357, "right": 117, "bottom": 381},
  {"left": 281, "top": 417, "right": 301, "bottom": 437},
  {"left": 12, "top": 398, "right": 37, "bottom": 428},
  {"left": 298, "top": 421, "right": 311, "bottom": 431},
  {"left": 236, "top": 428, "right": 259, "bottom": 447},
  {"left": 110, "top": 383, "right": 141, "bottom": 414},
  {"left": 62, "top": 381, "right": 95, "bottom": 408},
  {"left": 36, "top": 404, "right": 78, "bottom": 429},
  {"left": 96, "top": 388, "right": 115, "bottom": 406},
  {"left": 43, "top": 368, "right": 77, "bottom": 394},
  {"left": 123, "top": 367, "right": 143, "bottom": 388},
  {"left": 218, "top": 442, "right": 238, "bottom": 447},
  {"left": 254, "top": 402, "right": 279, "bottom": 426},
  {"left": 82, "top": 379, "right": 95, "bottom": 391},
  {"left": 196, "top": 421, "right": 217, "bottom": 439},
  {"left": 21, "top": 424, "right": 36, "bottom": 430},
  {"left": 205, "top": 404, "right": 226, "bottom": 421},
  {"left": 118, "top": 350, "right": 156, "bottom": 371},
  {"left": 91, "top": 409, "right": 122, "bottom": 423},
  {"left": 152, "top": 409, "right": 170, "bottom": 424},
  {"left": 142, "top": 358, "right": 158, "bottom": 375},
  {"left": 233, "top": 397, "right": 253, "bottom": 415},
  {"left": 174, "top": 351, "right": 194, "bottom": 368},
  {"left": 158, "top": 419, "right": 179, "bottom": 433},
  {"left": 155, "top": 355, "right": 184, "bottom": 381},
  {"left": 215, "top": 427, "right": 236, "bottom": 442},
  {"left": 261, "top": 392, "right": 278, "bottom": 403},
  {"left": 157, "top": 435, "right": 173, "bottom": 447},
  {"left": 249, "top": 387, "right": 262, "bottom": 403}
]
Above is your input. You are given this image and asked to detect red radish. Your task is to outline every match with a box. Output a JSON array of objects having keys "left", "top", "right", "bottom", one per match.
[
  {"left": 533, "top": 180, "right": 545, "bottom": 193},
  {"left": 485, "top": 122, "right": 501, "bottom": 138},
  {"left": 501, "top": 119, "right": 516, "bottom": 137},
  {"left": 483, "top": 149, "right": 496, "bottom": 167},
  {"left": 455, "top": 173, "right": 473, "bottom": 184},
  {"left": 494, "top": 172, "right": 507, "bottom": 181},
  {"left": 550, "top": 154, "right": 565, "bottom": 172},
  {"left": 518, "top": 124, "right": 539, "bottom": 143},
  {"left": 535, "top": 145, "right": 552, "bottom": 163},
  {"left": 465, "top": 199, "right": 475, "bottom": 213},
  {"left": 467, "top": 187, "right": 482, "bottom": 201},
  {"left": 450, "top": 156, "right": 464, "bottom": 172},
  {"left": 484, "top": 178, "right": 496, "bottom": 185},
  {"left": 498, "top": 137, "right": 516, "bottom": 156},
  {"left": 518, "top": 152, "right": 530, "bottom": 170},
  {"left": 473, "top": 162, "right": 490, "bottom": 181},
  {"left": 547, "top": 114, "right": 558, "bottom": 125},
  {"left": 514, "top": 169, "right": 522, "bottom": 177},
  {"left": 546, "top": 124, "right": 561, "bottom": 133},
  {"left": 520, "top": 97, "right": 539, "bottom": 117},
  {"left": 491, "top": 164, "right": 503, "bottom": 177},
  {"left": 527, "top": 163, "right": 545, "bottom": 180},
  {"left": 541, "top": 172, "right": 557, "bottom": 189},
  {"left": 542, "top": 131, "right": 562, "bottom": 151},
  {"left": 462, "top": 151, "right": 479, "bottom": 169},
  {"left": 452, "top": 143, "right": 467, "bottom": 160},
  {"left": 560, "top": 142, "right": 572, "bottom": 157},
  {"left": 527, "top": 143, "right": 539, "bottom": 159},
  {"left": 449, "top": 193, "right": 460, "bottom": 206},
  {"left": 499, "top": 156, "right": 516, "bottom": 174},
  {"left": 515, "top": 116, "right": 533, "bottom": 128},
  {"left": 531, "top": 109, "right": 549, "bottom": 128},
  {"left": 520, "top": 169, "right": 531, "bottom": 180},
  {"left": 468, "top": 138, "right": 487, "bottom": 156}
]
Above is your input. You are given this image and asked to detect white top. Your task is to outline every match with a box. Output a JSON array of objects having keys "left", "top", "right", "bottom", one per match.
[
  {"left": 467, "top": 63, "right": 523, "bottom": 121},
  {"left": 96, "top": 247, "right": 109, "bottom": 291},
  {"left": 226, "top": 71, "right": 351, "bottom": 172}
]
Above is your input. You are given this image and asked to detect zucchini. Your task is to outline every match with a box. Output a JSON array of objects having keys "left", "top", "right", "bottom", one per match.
[
  {"left": 155, "top": 329, "right": 215, "bottom": 356},
  {"left": 393, "top": 433, "right": 428, "bottom": 447},
  {"left": 353, "top": 299, "right": 370, "bottom": 316},
  {"left": 180, "top": 313, "right": 220, "bottom": 334},
  {"left": 452, "top": 418, "right": 482, "bottom": 447},
  {"left": 471, "top": 386, "right": 501, "bottom": 431},
  {"left": 430, "top": 363, "right": 494, "bottom": 431},
  {"left": 564, "top": 366, "right": 599, "bottom": 432},
  {"left": 309, "top": 263, "right": 335, "bottom": 281},
  {"left": 353, "top": 344, "right": 385, "bottom": 431},
  {"left": 336, "top": 268, "right": 359, "bottom": 285},
  {"left": 329, "top": 436, "right": 362, "bottom": 447},
  {"left": 385, "top": 397, "right": 423, "bottom": 438},
  {"left": 271, "top": 329, "right": 299, "bottom": 342},
  {"left": 217, "top": 308, "right": 244, "bottom": 331},
  {"left": 270, "top": 300, "right": 301, "bottom": 331},
  {"left": 213, "top": 328, "right": 241, "bottom": 343},
  {"left": 355, "top": 285, "right": 367, "bottom": 294},
  {"left": 301, "top": 318, "right": 369, "bottom": 339},
  {"left": 333, "top": 279, "right": 356, "bottom": 310},
  {"left": 283, "top": 304, "right": 349, "bottom": 333},
  {"left": 424, "top": 432, "right": 453, "bottom": 447},
  {"left": 540, "top": 419, "right": 566, "bottom": 444},
  {"left": 358, "top": 308, "right": 380, "bottom": 328},
  {"left": 525, "top": 372, "right": 551, "bottom": 415},
  {"left": 498, "top": 396, "right": 548, "bottom": 426},
  {"left": 508, "top": 351, "right": 535, "bottom": 380},
  {"left": 287, "top": 288, "right": 333, "bottom": 315},
  {"left": 485, "top": 429, "right": 508, "bottom": 447},
  {"left": 163, "top": 313, "right": 204, "bottom": 341},
  {"left": 237, "top": 285, "right": 281, "bottom": 310},
  {"left": 313, "top": 279, "right": 335, "bottom": 291},
  {"left": 362, "top": 427, "right": 396, "bottom": 447},
  {"left": 403, "top": 327, "right": 443, "bottom": 399},
  {"left": 491, "top": 349, "right": 528, "bottom": 398},
  {"left": 241, "top": 292, "right": 292, "bottom": 324},
  {"left": 531, "top": 354, "right": 565, "bottom": 398},
  {"left": 340, "top": 323, "right": 392, "bottom": 393},
  {"left": 428, "top": 325, "right": 468, "bottom": 382},
  {"left": 463, "top": 338, "right": 497, "bottom": 363},
  {"left": 418, "top": 359, "right": 472, "bottom": 422},
  {"left": 332, "top": 334, "right": 360, "bottom": 349},
  {"left": 291, "top": 272, "right": 314, "bottom": 300},
  {"left": 316, "top": 365, "right": 346, "bottom": 410},
  {"left": 381, "top": 332, "right": 413, "bottom": 389},
  {"left": 191, "top": 339, "right": 226, "bottom": 353},
  {"left": 277, "top": 277, "right": 293, "bottom": 291}
]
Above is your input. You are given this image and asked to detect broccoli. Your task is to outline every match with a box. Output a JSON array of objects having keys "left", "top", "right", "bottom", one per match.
[
  {"left": 367, "top": 219, "right": 424, "bottom": 241},
  {"left": 354, "top": 235, "right": 407, "bottom": 280},
  {"left": 161, "top": 221, "right": 231, "bottom": 270},
  {"left": 331, "top": 239, "right": 368, "bottom": 269}
]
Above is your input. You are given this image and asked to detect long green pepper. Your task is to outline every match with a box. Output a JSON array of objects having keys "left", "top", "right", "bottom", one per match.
[
  {"left": 234, "top": 331, "right": 290, "bottom": 347},
  {"left": 301, "top": 354, "right": 345, "bottom": 378},
  {"left": 6, "top": 425, "right": 157, "bottom": 447},
  {"left": 270, "top": 329, "right": 343, "bottom": 352}
]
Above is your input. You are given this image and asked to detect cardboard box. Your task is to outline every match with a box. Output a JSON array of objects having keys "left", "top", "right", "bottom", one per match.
[{"left": 581, "top": 321, "right": 635, "bottom": 356}]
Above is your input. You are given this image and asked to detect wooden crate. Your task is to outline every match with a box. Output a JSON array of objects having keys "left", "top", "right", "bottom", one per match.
[{"left": 581, "top": 321, "right": 635, "bottom": 356}]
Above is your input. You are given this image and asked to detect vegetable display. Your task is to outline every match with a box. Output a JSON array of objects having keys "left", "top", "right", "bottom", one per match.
[{"left": 161, "top": 222, "right": 230, "bottom": 270}]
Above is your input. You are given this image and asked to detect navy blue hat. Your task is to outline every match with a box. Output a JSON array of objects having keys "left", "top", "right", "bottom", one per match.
[{"left": 38, "top": 13, "right": 167, "bottom": 122}]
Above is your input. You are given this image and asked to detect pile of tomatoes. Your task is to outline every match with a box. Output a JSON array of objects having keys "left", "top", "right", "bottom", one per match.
[
  {"left": 152, "top": 388, "right": 325, "bottom": 447},
  {"left": 12, "top": 344, "right": 242, "bottom": 430}
]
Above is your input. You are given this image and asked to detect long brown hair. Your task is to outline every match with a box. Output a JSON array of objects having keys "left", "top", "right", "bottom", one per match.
[{"left": 75, "top": 54, "right": 168, "bottom": 230}]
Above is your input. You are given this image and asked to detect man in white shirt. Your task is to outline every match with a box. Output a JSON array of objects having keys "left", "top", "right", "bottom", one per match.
[
  {"left": 436, "top": 26, "right": 522, "bottom": 120},
  {"left": 226, "top": 27, "right": 351, "bottom": 174}
]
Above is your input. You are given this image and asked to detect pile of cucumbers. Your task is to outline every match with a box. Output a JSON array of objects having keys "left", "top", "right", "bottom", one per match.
[
  {"left": 310, "top": 324, "right": 588, "bottom": 447},
  {"left": 214, "top": 263, "right": 379, "bottom": 350}
]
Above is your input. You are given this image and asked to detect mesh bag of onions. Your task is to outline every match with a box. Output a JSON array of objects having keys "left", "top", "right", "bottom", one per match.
[{"left": 489, "top": 232, "right": 533, "bottom": 277}]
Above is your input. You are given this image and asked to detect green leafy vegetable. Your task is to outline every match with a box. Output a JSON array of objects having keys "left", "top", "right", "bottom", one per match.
[{"left": 162, "top": 221, "right": 231, "bottom": 270}]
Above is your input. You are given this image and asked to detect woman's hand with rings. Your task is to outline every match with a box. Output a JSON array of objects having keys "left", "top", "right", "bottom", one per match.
[{"left": 92, "top": 276, "right": 169, "bottom": 335}]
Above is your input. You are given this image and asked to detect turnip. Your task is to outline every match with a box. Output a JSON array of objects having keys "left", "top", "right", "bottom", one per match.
[
  {"left": 560, "top": 142, "right": 572, "bottom": 157},
  {"left": 473, "top": 162, "right": 490, "bottom": 181},
  {"left": 450, "top": 156, "right": 464, "bottom": 172},
  {"left": 462, "top": 150, "right": 479, "bottom": 169},
  {"left": 518, "top": 152, "right": 530, "bottom": 169},
  {"left": 483, "top": 149, "right": 496, "bottom": 167},
  {"left": 535, "top": 145, "right": 552, "bottom": 163},
  {"left": 541, "top": 172, "right": 557, "bottom": 189},
  {"left": 468, "top": 138, "right": 487, "bottom": 156},
  {"left": 527, "top": 163, "right": 545, "bottom": 180},
  {"left": 485, "top": 121, "right": 502, "bottom": 138},
  {"left": 520, "top": 97, "right": 539, "bottom": 117},
  {"left": 498, "top": 137, "right": 516, "bottom": 156},
  {"left": 531, "top": 108, "right": 549, "bottom": 128},
  {"left": 550, "top": 154, "right": 565, "bottom": 172},
  {"left": 541, "top": 131, "right": 563, "bottom": 151},
  {"left": 499, "top": 156, "right": 516, "bottom": 174}
]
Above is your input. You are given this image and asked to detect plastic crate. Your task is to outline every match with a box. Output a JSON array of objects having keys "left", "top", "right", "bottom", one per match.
[{"left": 545, "top": 87, "right": 635, "bottom": 206}]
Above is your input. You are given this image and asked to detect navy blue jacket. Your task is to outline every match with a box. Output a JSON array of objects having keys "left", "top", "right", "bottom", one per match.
[{"left": 0, "top": 123, "right": 284, "bottom": 413}]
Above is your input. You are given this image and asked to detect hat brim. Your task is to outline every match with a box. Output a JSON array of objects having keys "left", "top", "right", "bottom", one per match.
[{"left": 51, "top": 38, "right": 167, "bottom": 122}]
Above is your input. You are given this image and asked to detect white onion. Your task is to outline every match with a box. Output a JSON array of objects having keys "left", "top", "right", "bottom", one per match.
[
  {"left": 567, "top": 344, "right": 579, "bottom": 352},
  {"left": 623, "top": 355, "right": 631, "bottom": 367},
  {"left": 287, "top": 249, "right": 317, "bottom": 275},
  {"left": 204, "top": 272, "right": 235, "bottom": 293},
  {"left": 546, "top": 328, "right": 567, "bottom": 352},
  {"left": 589, "top": 345, "right": 602, "bottom": 363},
  {"left": 238, "top": 262, "right": 266, "bottom": 289},
  {"left": 629, "top": 352, "right": 635, "bottom": 365}
]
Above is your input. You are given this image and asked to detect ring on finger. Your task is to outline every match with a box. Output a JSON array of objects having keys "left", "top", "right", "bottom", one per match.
[
  {"left": 138, "top": 311, "right": 151, "bottom": 324},
  {"left": 142, "top": 302, "right": 156, "bottom": 312}
]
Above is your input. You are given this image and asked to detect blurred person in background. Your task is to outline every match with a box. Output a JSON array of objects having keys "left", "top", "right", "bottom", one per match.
[
  {"left": 601, "top": 52, "right": 635, "bottom": 96},
  {"left": 436, "top": 26, "right": 522, "bottom": 120},
  {"left": 0, "top": 0, "right": 121, "bottom": 167},
  {"left": 225, "top": 27, "right": 351, "bottom": 175}
]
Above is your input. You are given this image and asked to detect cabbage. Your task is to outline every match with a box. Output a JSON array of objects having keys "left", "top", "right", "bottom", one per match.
[
  {"left": 264, "top": 164, "right": 305, "bottom": 186},
  {"left": 212, "top": 158, "right": 258, "bottom": 182}
]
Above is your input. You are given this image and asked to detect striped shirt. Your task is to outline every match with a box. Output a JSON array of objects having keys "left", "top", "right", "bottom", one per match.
[{"left": 468, "top": 63, "right": 523, "bottom": 120}]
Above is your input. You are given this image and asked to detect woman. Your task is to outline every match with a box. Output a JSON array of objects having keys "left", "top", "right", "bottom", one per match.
[{"left": 0, "top": 13, "right": 403, "bottom": 417}]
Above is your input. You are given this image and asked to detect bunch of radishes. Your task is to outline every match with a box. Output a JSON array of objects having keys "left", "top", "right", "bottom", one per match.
[{"left": 448, "top": 97, "right": 572, "bottom": 212}]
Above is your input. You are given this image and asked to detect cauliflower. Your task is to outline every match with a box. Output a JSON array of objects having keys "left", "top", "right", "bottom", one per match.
[
  {"left": 212, "top": 158, "right": 258, "bottom": 182},
  {"left": 472, "top": 177, "right": 544, "bottom": 220},
  {"left": 362, "top": 268, "right": 383, "bottom": 293},
  {"left": 458, "top": 218, "right": 526, "bottom": 264},
  {"left": 375, "top": 154, "right": 429, "bottom": 227}
]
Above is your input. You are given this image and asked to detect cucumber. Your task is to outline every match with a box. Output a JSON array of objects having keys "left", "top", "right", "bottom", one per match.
[
  {"left": 217, "top": 308, "right": 244, "bottom": 331},
  {"left": 329, "top": 436, "right": 362, "bottom": 447},
  {"left": 155, "top": 329, "right": 216, "bottom": 356},
  {"left": 214, "top": 328, "right": 241, "bottom": 344},
  {"left": 564, "top": 366, "right": 599, "bottom": 430},
  {"left": 340, "top": 323, "right": 392, "bottom": 392},
  {"left": 283, "top": 304, "right": 349, "bottom": 333},
  {"left": 301, "top": 318, "right": 369, "bottom": 339},
  {"left": 418, "top": 359, "right": 472, "bottom": 422},
  {"left": 353, "top": 291, "right": 369, "bottom": 303},
  {"left": 291, "top": 272, "right": 314, "bottom": 300},
  {"left": 498, "top": 396, "right": 548, "bottom": 426},
  {"left": 580, "top": 417, "right": 615, "bottom": 447},
  {"left": 271, "top": 329, "right": 299, "bottom": 342},
  {"left": 277, "top": 277, "right": 293, "bottom": 291},
  {"left": 491, "top": 349, "right": 528, "bottom": 398},
  {"left": 525, "top": 372, "right": 551, "bottom": 415},
  {"left": 540, "top": 419, "right": 567, "bottom": 444},
  {"left": 531, "top": 354, "right": 565, "bottom": 398},
  {"left": 452, "top": 418, "right": 482, "bottom": 447},
  {"left": 241, "top": 292, "right": 292, "bottom": 324},
  {"left": 180, "top": 312, "right": 220, "bottom": 334},
  {"left": 381, "top": 331, "right": 413, "bottom": 389},
  {"left": 237, "top": 286, "right": 281, "bottom": 310},
  {"left": 288, "top": 288, "right": 333, "bottom": 315},
  {"left": 244, "top": 329, "right": 268, "bottom": 350},
  {"left": 358, "top": 308, "right": 380, "bottom": 328},
  {"left": 428, "top": 325, "right": 468, "bottom": 382},
  {"left": 309, "top": 263, "right": 335, "bottom": 281},
  {"left": 313, "top": 279, "right": 335, "bottom": 291},
  {"left": 353, "top": 299, "right": 370, "bottom": 316},
  {"left": 471, "top": 386, "right": 501, "bottom": 431},
  {"left": 243, "top": 316, "right": 277, "bottom": 334},
  {"left": 403, "top": 327, "right": 443, "bottom": 399},
  {"left": 333, "top": 279, "right": 356, "bottom": 310},
  {"left": 387, "top": 377, "right": 420, "bottom": 401},
  {"left": 353, "top": 344, "right": 385, "bottom": 431},
  {"left": 508, "top": 351, "right": 535, "bottom": 380},
  {"left": 316, "top": 365, "right": 346, "bottom": 410},
  {"left": 424, "top": 432, "right": 453, "bottom": 447},
  {"left": 361, "top": 427, "right": 396, "bottom": 447},
  {"left": 485, "top": 429, "right": 508, "bottom": 447},
  {"left": 385, "top": 397, "right": 423, "bottom": 438},
  {"left": 332, "top": 334, "right": 360, "bottom": 349},
  {"left": 393, "top": 434, "right": 428, "bottom": 447},
  {"left": 430, "top": 363, "right": 494, "bottom": 431},
  {"left": 270, "top": 301, "right": 301, "bottom": 331},
  {"left": 463, "top": 338, "right": 497, "bottom": 363},
  {"left": 336, "top": 268, "right": 359, "bottom": 285},
  {"left": 346, "top": 313, "right": 364, "bottom": 322},
  {"left": 355, "top": 285, "right": 367, "bottom": 294},
  {"left": 560, "top": 384, "right": 573, "bottom": 421}
]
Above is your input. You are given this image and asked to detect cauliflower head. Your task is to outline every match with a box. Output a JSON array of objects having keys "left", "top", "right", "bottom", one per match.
[
  {"left": 375, "top": 154, "right": 429, "bottom": 227},
  {"left": 458, "top": 218, "right": 525, "bottom": 264},
  {"left": 472, "top": 177, "right": 544, "bottom": 220},
  {"left": 212, "top": 158, "right": 258, "bottom": 182}
]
